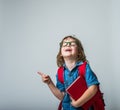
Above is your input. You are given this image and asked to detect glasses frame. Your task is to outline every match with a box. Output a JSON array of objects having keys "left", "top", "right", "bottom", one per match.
[{"left": 62, "top": 41, "right": 77, "bottom": 47}]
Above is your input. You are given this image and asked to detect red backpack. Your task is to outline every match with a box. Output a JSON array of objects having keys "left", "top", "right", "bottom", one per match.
[{"left": 57, "top": 62, "right": 105, "bottom": 110}]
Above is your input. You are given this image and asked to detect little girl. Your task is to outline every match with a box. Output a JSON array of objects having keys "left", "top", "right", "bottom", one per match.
[{"left": 38, "top": 35, "right": 104, "bottom": 110}]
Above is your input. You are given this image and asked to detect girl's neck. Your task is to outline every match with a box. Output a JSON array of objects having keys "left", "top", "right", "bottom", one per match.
[{"left": 64, "top": 58, "right": 77, "bottom": 71}]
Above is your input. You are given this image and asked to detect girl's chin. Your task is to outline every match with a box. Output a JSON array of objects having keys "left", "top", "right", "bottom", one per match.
[{"left": 63, "top": 55, "right": 74, "bottom": 58}]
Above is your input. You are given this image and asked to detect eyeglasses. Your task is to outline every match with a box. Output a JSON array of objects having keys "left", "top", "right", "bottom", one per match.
[{"left": 62, "top": 41, "right": 77, "bottom": 47}]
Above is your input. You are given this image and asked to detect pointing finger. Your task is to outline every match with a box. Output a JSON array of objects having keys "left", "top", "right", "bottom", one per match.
[{"left": 37, "top": 72, "right": 44, "bottom": 76}]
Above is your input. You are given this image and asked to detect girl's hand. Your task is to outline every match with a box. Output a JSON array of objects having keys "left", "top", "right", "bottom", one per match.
[
  {"left": 70, "top": 97, "right": 79, "bottom": 108},
  {"left": 37, "top": 72, "right": 51, "bottom": 85}
]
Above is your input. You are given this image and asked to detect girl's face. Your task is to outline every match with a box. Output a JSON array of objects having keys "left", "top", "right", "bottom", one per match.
[{"left": 61, "top": 37, "right": 78, "bottom": 59}]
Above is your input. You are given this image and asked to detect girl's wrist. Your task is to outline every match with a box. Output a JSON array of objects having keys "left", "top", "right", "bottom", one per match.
[{"left": 47, "top": 79, "right": 52, "bottom": 85}]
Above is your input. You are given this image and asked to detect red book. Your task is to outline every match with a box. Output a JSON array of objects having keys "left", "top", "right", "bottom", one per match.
[
  {"left": 66, "top": 76, "right": 87, "bottom": 101},
  {"left": 66, "top": 76, "right": 104, "bottom": 110}
]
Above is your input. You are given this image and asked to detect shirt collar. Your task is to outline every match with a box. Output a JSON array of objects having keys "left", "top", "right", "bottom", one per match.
[{"left": 63, "top": 61, "right": 84, "bottom": 69}]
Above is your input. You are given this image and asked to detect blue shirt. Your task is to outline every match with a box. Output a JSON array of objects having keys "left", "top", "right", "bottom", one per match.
[{"left": 56, "top": 61, "right": 99, "bottom": 110}]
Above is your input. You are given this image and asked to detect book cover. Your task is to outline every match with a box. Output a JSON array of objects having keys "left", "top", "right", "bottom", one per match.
[
  {"left": 66, "top": 76, "right": 87, "bottom": 101},
  {"left": 66, "top": 76, "right": 104, "bottom": 109}
]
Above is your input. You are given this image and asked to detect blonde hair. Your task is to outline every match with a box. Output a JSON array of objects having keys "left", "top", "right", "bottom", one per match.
[{"left": 56, "top": 35, "right": 87, "bottom": 67}]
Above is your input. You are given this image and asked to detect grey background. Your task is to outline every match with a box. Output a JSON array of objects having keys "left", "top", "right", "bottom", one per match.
[{"left": 0, "top": 0, "right": 120, "bottom": 110}]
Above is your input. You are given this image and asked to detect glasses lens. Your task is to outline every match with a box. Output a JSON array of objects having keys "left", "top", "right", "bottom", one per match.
[
  {"left": 62, "top": 42, "right": 68, "bottom": 47},
  {"left": 70, "top": 42, "right": 76, "bottom": 46},
  {"left": 62, "top": 41, "right": 76, "bottom": 47}
]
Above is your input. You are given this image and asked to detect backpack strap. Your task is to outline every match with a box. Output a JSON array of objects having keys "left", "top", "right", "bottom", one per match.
[
  {"left": 57, "top": 67, "right": 64, "bottom": 110},
  {"left": 57, "top": 66, "right": 64, "bottom": 84},
  {"left": 78, "top": 61, "right": 87, "bottom": 77}
]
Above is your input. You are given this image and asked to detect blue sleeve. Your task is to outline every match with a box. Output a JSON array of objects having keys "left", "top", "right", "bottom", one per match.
[
  {"left": 85, "top": 63, "right": 100, "bottom": 87},
  {"left": 56, "top": 74, "right": 65, "bottom": 92}
]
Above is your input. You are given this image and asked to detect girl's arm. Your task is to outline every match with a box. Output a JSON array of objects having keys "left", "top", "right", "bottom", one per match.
[
  {"left": 47, "top": 79, "right": 65, "bottom": 100},
  {"left": 71, "top": 84, "right": 98, "bottom": 108},
  {"left": 37, "top": 72, "right": 64, "bottom": 100}
]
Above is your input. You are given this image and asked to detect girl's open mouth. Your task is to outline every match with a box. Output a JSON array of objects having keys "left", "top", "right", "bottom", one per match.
[{"left": 65, "top": 49, "right": 72, "bottom": 52}]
